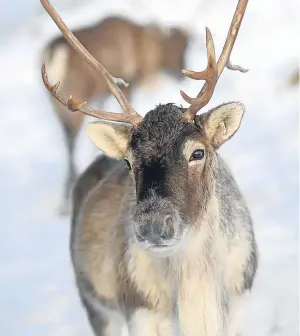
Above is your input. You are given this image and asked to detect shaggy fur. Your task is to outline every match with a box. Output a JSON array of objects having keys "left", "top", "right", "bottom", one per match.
[{"left": 71, "top": 103, "right": 258, "bottom": 336}]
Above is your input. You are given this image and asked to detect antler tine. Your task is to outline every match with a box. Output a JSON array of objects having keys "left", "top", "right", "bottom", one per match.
[
  {"left": 42, "top": 63, "right": 142, "bottom": 126},
  {"left": 182, "top": 0, "right": 249, "bottom": 121},
  {"left": 181, "top": 28, "right": 218, "bottom": 121},
  {"left": 40, "top": 0, "right": 142, "bottom": 125}
]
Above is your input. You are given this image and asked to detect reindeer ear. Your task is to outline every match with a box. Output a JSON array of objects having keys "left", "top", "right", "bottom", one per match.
[
  {"left": 86, "top": 120, "right": 133, "bottom": 159},
  {"left": 199, "top": 102, "right": 245, "bottom": 149}
]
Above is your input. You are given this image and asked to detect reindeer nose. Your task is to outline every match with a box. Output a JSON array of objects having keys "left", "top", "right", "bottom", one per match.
[
  {"left": 160, "top": 215, "right": 175, "bottom": 240},
  {"left": 135, "top": 215, "right": 176, "bottom": 244}
]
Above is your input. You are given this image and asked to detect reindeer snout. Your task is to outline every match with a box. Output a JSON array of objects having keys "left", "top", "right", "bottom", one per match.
[
  {"left": 135, "top": 215, "right": 176, "bottom": 244},
  {"left": 133, "top": 197, "right": 186, "bottom": 249}
]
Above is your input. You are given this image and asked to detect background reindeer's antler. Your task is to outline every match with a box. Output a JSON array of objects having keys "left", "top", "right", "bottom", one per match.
[
  {"left": 181, "top": 0, "right": 249, "bottom": 121},
  {"left": 40, "top": 0, "right": 143, "bottom": 127}
]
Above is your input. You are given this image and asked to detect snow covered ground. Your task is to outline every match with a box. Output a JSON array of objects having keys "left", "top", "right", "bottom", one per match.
[{"left": 0, "top": 0, "right": 298, "bottom": 335}]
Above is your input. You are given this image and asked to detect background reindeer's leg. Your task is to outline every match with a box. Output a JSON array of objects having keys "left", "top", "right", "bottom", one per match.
[
  {"left": 48, "top": 98, "right": 79, "bottom": 215},
  {"left": 51, "top": 70, "right": 94, "bottom": 215},
  {"left": 52, "top": 98, "right": 84, "bottom": 215},
  {"left": 61, "top": 120, "right": 77, "bottom": 213}
]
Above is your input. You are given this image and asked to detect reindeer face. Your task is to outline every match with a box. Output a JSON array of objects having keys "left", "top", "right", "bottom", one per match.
[
  {"left": 86, "top": 102, "right": 244, "bottom": 254},
  {"left": 128, "top": 104, "right": 211, "bottom": 252}
]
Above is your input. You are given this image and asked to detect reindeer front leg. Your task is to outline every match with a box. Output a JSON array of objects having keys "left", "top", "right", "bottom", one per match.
[
  {"left": 128, "top": 309, "right": 174, "bottom": 336},
  {"left": 177, "top": 268, "right": 229, "bottom": 336},
  {"left": 227, "top": 237, "right": 258, "bottom": 296},
  {"left": 226, "top": 237, "right": 258, "bottom": 335}
]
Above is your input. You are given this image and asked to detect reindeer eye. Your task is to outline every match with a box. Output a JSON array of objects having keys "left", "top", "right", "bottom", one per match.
[
  {"left": 190, "top": 149, "right": 205, "bottom": 161},
  {"left": 124, "top": 159, "right": 132, "bottom": 171}
]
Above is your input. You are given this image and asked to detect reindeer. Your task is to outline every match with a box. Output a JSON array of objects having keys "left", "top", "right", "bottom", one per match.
[
  {"left": 41, "top": 0, "right": 258, "bottom": 335},
  {"left": 42, "top": 14, "right": 189, "bottom": 214}
]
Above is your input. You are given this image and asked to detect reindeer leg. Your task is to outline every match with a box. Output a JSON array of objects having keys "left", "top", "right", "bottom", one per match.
[
  {"left": 128, "top": 308, "right": 173, "bottom": 336},
  {"left": 76, "top": 275, "right": 126, "bottom": 336},
  {"left": 177, "top": 260, "right": 229, "bottom": 336},
  {"left": 59, "top": 122, "right": 77, "bottom": 216}
]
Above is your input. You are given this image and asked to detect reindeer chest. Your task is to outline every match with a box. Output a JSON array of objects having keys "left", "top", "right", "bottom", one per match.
[{"left": 126, "top": 245, "right": 175, "bottom": 315}]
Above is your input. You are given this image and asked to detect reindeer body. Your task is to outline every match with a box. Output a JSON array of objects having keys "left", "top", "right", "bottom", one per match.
[
  {"left": 71, "top": 104, "right": 258, "bottom": 336},
  {"left": 40, "top": 1, "right": 257, "bottom": 334},
  {"left": 43, "top": 17, "right": 188, "bottom": 213}
]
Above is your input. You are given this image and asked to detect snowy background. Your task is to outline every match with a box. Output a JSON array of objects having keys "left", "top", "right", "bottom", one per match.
[{"left": 0, "top": 0, "right": 298, "bottom": 335}]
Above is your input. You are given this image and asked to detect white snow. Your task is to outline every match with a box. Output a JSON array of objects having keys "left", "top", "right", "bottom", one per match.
[{"left": 0, "top": 0, "right": 298, "bottom": 335}]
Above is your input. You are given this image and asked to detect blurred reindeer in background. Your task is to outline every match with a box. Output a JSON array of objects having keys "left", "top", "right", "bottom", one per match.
[{"left": 42, "top": 15, "right": 189, "bottom": 215}]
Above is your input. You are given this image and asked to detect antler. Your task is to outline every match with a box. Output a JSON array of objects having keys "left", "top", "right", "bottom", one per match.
[
  {"left": 180, "top": 28, "right": 218, "bottom": 114},
  {"left": 181, "top": 0, "right": 249, "bottom": 121},
  {"left": 40, "top": 0, "right": 143, "bottom": 127}
]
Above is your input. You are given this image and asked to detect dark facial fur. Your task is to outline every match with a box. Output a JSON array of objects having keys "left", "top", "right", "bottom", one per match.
[{"left": 129, "top": 103, "right": 214, "bottom": 250}]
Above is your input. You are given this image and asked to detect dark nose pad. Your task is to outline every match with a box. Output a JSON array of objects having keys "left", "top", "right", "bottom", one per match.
[
  {"left": 136, "top": 224, "right": 150, "bottom": 242},
  {"left": 160, "top": 215, "right": 175, "bottom": 240}
]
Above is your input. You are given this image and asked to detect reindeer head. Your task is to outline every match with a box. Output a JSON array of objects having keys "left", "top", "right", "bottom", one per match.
[
  {"left": 41, "top": 0, "right": 248, "bottom": 254},
  {"left": 85, "top": 101, "right": 244, "bottom": 253}
]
